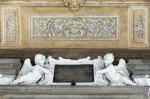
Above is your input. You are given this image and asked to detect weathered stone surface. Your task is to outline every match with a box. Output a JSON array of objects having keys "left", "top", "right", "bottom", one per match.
[
  {"left": 0, "top": 86, "right": 148, "bottom": 99},
  {"left": 0, "top": 59, "right": 21, "bottom": 75},
  {"left": 1, "top": 95, "right": 146, "bottom": 99},
  {"left": 127, "top": 59, "right": 150, "bottom": 76}
]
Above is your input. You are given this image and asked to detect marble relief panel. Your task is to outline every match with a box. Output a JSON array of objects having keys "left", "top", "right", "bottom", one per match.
[
  {"left": 1, "top": 7, "right": 20, "bottom": 46},
  {"left": 30, "top": 15, "right": 120, "bottom": 40},
  {"left": 129, "top": 7, "right": 149, "bottom": 48}
]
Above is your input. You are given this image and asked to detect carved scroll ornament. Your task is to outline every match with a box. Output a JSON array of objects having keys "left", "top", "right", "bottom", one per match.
[{"left": 30, "top": 15, "right": 119, "bottom": 40}]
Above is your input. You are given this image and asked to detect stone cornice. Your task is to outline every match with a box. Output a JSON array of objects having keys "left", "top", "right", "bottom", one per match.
[{"left": 0, "top": 0, "right": 149, "bottom": 7}]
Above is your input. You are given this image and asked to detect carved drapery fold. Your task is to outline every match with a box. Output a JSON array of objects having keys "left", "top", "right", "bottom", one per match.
[{"left": 30, "top": 15, "right": 119, "bottom": 40}]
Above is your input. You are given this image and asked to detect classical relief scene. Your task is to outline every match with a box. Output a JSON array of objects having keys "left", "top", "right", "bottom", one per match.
[{"left": 0, "top": 0, "right": 150, "bottom": 99}]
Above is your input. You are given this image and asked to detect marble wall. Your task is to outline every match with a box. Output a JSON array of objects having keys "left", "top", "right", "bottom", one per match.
[{"left": 0, "top": 0, "right": 149, "bottom": 49}]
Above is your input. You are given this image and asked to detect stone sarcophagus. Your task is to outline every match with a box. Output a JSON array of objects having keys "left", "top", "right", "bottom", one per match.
[{"left": 0, "top": 0, "right": 150, "bottom": 99}]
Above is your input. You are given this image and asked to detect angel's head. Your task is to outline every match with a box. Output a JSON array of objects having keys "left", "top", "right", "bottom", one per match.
[
  {"left": 103, "top": 53, "right": 114, "bottom": 66},
  {"left": 34, "top": 54, "right": 46, "bottom": 66}
]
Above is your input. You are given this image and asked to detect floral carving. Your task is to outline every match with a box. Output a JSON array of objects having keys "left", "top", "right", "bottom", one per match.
[
  {"left": 30, "top": 15, "right": 119, "bottom": 40},
  {"left": 129, "top": 7, "right": 149, "bottom": 48},
  {"left": 135, "top": 16, "right": 144, "bottom": 40},
  {"left": 5, "top": 16, "right": 17, "bottom": 42},
  {"left": 2, "top": 7, "right": 19, "bottom": 45}
]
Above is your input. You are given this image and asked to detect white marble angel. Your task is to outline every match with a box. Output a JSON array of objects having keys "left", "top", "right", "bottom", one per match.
[
  {"left": 96, "top": 53, "right": 136, "bottom": 86},
  {"left": 94, "top": 56, "right": 109, "bottom": 85},
  {"left": 0, "top": 74, "right": 15, "bottom": 85},
  {"left": 133, "top": 75, "right": 150, "bottom": 86},
  {"left": 12, "top": 54, "right": 52, "bottom": 85}
]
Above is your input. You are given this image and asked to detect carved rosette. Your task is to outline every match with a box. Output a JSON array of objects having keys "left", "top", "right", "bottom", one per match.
[
  {"left": 129, "top": 7, "right": 149, "bottom": 48},
  {"left": 30, "top": 15, "right": 119, "bottom": 40},
  {"left": 1, "top": 7, "right": 20, "bottom": 46}
]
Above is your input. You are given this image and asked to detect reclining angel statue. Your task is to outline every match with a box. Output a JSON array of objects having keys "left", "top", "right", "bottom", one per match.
[
  {"left": 12, "top": 54, "right": 53, "bottom": 85},
  {"left": 96, "top": 53, "right": 136, "bottom": 86}
]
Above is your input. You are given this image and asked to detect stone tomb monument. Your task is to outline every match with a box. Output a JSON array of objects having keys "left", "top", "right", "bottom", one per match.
[
  {"left": 0, "top": 53, "right": 149, "bottom": 86},
  {"left": 0, "top": 53, "right": 150, "bottom": 99},
  {"left": 0, "top": 0, "right": 150, "bottom": 98}
]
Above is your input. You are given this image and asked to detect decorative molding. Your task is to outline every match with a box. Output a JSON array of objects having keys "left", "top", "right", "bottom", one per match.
[
  {"left": 64, "top": 0, "right": 86, "bottom": 11},
  {"left": 128, "top": 6, "right": 149, "bottom": 48},
  {"left": 30, "top": 15, "right": 119, "bottom": 40},
  {"left": 1, "top": 7, "right": 20, "bottom": 46},
  {"left": 0, "top": 0, "right": 149, "bottom": 7}
]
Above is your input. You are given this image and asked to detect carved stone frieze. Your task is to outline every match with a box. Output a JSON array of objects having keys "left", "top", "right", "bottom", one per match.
[
  {"left": 30, "top": 15, "right": 119, "bottom": 40},
  {"left": 129, "top": 7, "right": 149, "bottom": 48},
  {"left": 1, "top": 7, "right": 20, "bottom": 46}
]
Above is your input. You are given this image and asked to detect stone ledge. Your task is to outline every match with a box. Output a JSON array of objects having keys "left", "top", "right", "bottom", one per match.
[
  {"left": 0, "top": 86, "right": 148, "bottom": 95},
  {"left": 0, "top": 86, "right": 149, "bottom": 99},
  {"left": 1, "top": 95, "right": 147, "bottom": 99}
]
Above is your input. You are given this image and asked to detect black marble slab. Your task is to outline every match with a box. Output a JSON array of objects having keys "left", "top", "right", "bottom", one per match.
[{"left": 54, "top": 64, "right": 94, "bottom": 83}]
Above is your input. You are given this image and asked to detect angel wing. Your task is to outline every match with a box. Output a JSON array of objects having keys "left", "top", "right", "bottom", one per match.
[
  {"left": 17, "top": 58, "right": 33, "bottom": 78},
  {"left": 115, "top": 59, "right": 129, "bottom": 77}
]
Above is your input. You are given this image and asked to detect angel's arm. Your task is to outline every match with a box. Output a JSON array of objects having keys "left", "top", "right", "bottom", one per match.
[
  {"left": 39, "top": 67, "right": 51, "bottom": 74},
  {"left": 38, "top": 73, "right": 52, "bottom": 85},
  {"left": 38, "top": 68, "right": 52, "bottom": 85},
  {"left": 96, "top": 67, "right": 110, "bottom": 74}
]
